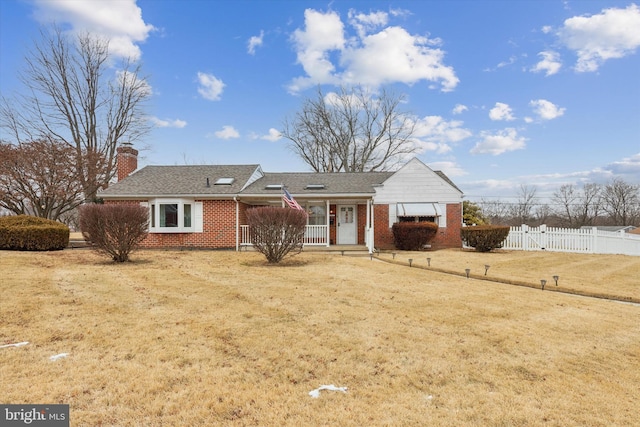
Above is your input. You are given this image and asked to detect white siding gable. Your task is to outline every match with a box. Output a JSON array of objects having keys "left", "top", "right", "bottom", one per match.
[{"left": 373, "top": 158, "right": 462, "bottom": 204}]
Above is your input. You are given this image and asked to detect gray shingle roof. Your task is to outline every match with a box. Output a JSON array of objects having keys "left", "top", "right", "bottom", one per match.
[
  {"left": 100, "top": 163, "right": 460, "bottom": 198},
  {"left": 99, "top": 165, "right": 261, "bottom": 197},
  {"left": 242, "top": 172, "right": 394, "bottom": 196}
]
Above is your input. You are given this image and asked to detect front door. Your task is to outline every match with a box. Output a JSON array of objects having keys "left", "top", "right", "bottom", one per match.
[{"left": 337, "top": 205, "right": 357, "bottom": 244}]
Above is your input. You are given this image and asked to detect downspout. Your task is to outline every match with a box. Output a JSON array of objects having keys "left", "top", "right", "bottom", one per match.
[
  {"left": 234, "top": 196, "right": 239, "bottom": 252},
  {"left": 326, "top": 199, "right": 330, "bottom": 247}
]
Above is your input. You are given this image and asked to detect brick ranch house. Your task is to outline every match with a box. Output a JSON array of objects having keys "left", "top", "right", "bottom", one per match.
[{"left": 99, "top": 144, "right": 464, "bottom": 252}]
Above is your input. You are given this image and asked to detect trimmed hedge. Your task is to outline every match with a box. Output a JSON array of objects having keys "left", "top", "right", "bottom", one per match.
[
  {"left": 0, "top": 215, "right": 69, "bottom": 251},
  {"left": 392, "top": 221, "right": 438, "bottom": 250},
  {"left": 461, "top": 225, "right": 510, "bottom": 252}
]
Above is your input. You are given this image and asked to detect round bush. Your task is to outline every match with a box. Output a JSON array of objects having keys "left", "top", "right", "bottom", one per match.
[
  {"left": 0, "top": 215, "right": 69, "bottom": 251},
  {"left": 392, "top": 221, "right": 439, "bottom": 251}
]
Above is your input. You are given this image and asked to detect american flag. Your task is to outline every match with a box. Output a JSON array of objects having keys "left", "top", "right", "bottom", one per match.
[{"left": 282, "top": 188, "right": 305, "bottom": 211}]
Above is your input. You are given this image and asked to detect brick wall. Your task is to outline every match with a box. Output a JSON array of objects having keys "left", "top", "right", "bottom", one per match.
[
  {"left": 107, "top": 199, "right": 246, "bottom": 249},
  {"left": 372, "top": 203, "right": 462, "bottom": 250}
]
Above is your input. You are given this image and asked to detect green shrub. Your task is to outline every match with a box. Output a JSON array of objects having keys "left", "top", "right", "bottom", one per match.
[
  {"left": 461, "top": 225, "right": 510, "bottom": 252},
  {"left": 392, "top": 221, "right": 439, "bottom": 251},
  {"left": 0, "top": 215, "right": 69, "bottom": 251}
]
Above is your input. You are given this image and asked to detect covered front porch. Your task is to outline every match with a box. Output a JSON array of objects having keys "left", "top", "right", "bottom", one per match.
[{"left": 236, "top": 199, "right": 376, "bottom": 253}]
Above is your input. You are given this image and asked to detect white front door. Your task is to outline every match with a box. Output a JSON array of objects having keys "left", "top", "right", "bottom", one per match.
[{"left": 337, "top": 205, "right": 357, "bottom": 244}]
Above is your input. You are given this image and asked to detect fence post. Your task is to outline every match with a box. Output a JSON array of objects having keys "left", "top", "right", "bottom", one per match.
[
  {"left": 540, "top": 224, "right": 547, "bottom": 250},
  {"left": 591, "top": 226, "right": 598, "bottom": 254},
  {"left": 522, "top": 224, "right": 529, "bottom": 251}
]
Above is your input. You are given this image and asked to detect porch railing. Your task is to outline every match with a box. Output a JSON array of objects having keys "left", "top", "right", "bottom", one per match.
[{"left": 240, "top": 225, "right": 328, "bottom": 246}]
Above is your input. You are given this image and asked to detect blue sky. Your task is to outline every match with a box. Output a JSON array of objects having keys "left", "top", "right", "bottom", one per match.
[{"left": 1, "top": 0, "right": 639, "bottom": 202}]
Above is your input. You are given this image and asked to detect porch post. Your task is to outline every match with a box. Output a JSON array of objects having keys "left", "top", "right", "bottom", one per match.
[
  {"left": 367, "top": 199, "right": 374, "bottom": 254},
  {"left": 326, "top": 199, "right": 330, "bottom": 247}
]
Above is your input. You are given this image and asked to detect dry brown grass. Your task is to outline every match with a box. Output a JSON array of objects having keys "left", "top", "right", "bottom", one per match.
[{"left": 1, "top": 248, "right": 639, "bottom": 426}]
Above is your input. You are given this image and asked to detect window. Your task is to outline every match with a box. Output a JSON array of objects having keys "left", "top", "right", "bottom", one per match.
[
  {"left": 148, "top": 199, "right": 201, "bottom": 233},
  {"left": 399, "top": 215, "right": 437, "bottom": 224},
  {"left": 215, "top": 177, "right": 234, "bottom": 185},
  {"left": 307, "top": 204, "right": 326, "bottom": 225}
]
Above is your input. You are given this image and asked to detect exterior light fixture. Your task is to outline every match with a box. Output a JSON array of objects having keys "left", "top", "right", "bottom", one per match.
[
  {"left": 553, "top": 275, "right": 559, "bottom": 286},
  {"left": 408, "top": 258, "right": 413, "bottom": 267},
  {"left": 541, "top": 279, "right": 547, "bottom": 290},
  {"left": 427, "top": 257, "right": 431, "bottom": 267},
  {"left": 392, "top": 252, "right": 396, "bottom": 259},
  {"left": 484, "top": 265, "right": 490, "bottom": 275},
  {"left": 465, "top": 268, "right": 470, "bottom": 278}
]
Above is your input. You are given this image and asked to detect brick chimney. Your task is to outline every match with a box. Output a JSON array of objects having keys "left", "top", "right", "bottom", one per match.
[{"left": 116, "top": 142, "right": 138, "bottom": 181}]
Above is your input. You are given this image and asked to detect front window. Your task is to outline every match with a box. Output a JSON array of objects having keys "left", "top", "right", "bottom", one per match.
[{"left": 307, "top": 204, "right": 326, "bottom": 225}]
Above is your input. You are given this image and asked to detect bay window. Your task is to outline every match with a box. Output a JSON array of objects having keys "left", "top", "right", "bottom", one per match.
[{"left": 148, "top": 199, "right": 202, "bottom": 232}]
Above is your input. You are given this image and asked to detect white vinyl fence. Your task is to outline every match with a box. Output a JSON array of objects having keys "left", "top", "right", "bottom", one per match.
[{"left": 502, "top": 225, "right": 640, "bottom": 256}]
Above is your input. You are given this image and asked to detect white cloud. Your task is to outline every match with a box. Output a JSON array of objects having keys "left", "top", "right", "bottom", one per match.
[
  {"left": 289, "top": 8, "right": 458, "bottom": 93},
  {"left": 530, "top": 99, "right": 565, "bottom": 120},
  {"left": 150, "top": 117, "right": 187, "bottom": 128},
  {"left": 603, "top": 153, "right": 640, "bottom": 179},
  {"left": 32, "top": 0, "right": 155, "bottom": 60},
  {"left": 248, "top": 30, "right": 264, "bottom": 55},
  {"left": 471, "top": 128, "right": 527, "bottom": 155},
  {"left": 452, "top": 104, "right": 468, "bottom": 115},
  {"left": 197, "top": 72, "right": 225, "bottom": 101},
  {"left": 541, "top": 25, "right": 553, "bottom": 34},
  {"left": 411, "top": 115, "right": 472, "bottom": 154},
  {"left": 558, "top": 4, "right": 640, "bottom": 72},
  {"left": 531, "top": 51, "right": 562, "bottom": 76},
  {"left": 348, "top": 9, "right": 388, "bottom": 38},
  {"left": 261, "top": 128, "right": 282, "bottom": 142},
  {"left": 214, "top": 125, "right": 239, "bottom": 139},
  {"left": 289, "top": 9, "right": 345, "bottom": 91},
  {"left": 489, "top": 102, "right": 515, "bottom": 121}
]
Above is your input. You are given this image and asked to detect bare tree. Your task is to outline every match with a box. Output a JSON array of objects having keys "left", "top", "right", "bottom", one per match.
[
  {"left": 510, "top": 185, "right": 538, "bottom": 225},
  {"left": 0, "top": 26, "right": 150, "bottom": 202},
  {"left": 0, "top": 138, "right": 83, "bottom": 221},
  {"left": 281, "top": 86, "right": 417, "bottom": 172},
  {"left": 479, "top": 199, "right": 511, "bottom": 225},
  {"left": 601, "top": 178, "right": 640, "bottom": 225},
  {"left": 552, "top": 183, "right": 602, "bottom": 227}
]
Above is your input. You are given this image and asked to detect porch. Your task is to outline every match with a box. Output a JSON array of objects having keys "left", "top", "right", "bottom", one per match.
[{"left": 239, "top": 224, "right": 374, "bottom": 251}]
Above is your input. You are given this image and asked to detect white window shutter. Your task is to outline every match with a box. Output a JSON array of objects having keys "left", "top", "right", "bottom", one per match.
[
  {"left": 388, "top": 204, "right": 397, "bottom": 228},
  {"left": 140, "top": 202, "right": 151, "bottom": 230},
  {"left": 438, "top": 203, "right": 447, "bottom": 227},
  {"left": 194, "top": 201, "right": 204, "bottom": 232}
]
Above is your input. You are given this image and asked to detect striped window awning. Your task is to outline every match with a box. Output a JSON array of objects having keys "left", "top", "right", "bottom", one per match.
[{"left": 396, "top": 203, "right": 442, "bottom": 217}]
